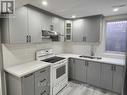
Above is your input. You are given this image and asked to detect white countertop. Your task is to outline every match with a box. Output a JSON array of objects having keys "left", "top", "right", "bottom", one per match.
[
  {"left": 4, "top": 53, "right": 125, "bottom": 78},
  {"left": 4, "top": 61, "right": 51, "bottom": 78},
  {"left": 56, "top": 54, "right": 125, "bottom": 66}
]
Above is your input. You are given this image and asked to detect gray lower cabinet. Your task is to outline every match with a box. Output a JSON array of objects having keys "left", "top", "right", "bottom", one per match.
[
  {"left": 68, "top": 58, "right": 75, "bottom": 79},
  {"left": 69, "top": 58, "right": 124, "bottom": 94},
  {"left": 87, "top": 61, "right": 101, "bottom": 87},
  {"left": 69, "top": 58, "right": 87, "bottom": 82},
  {"left": 6, "top": 66, "right": 50, "bottom": 95},
  {"left": 100, "top": 64, "right": 113, "bottom": 90},
  {"left": 6, "top": 72, "right": 34, "bottom": 95},
  {"left": 74, "top": 59, "right": 86, "bottom": 82},
  {"left": 35, "top": 67, "right": 50, "bottom": 95},
  {"left": 101, "top": 64, "right": 124, "bottom": 94},
  {"left": 113, "top": 65, "right": 124, "bottom": 93},
  {"left": 22, "top": 73, "right": 35, "bottom": 95}
]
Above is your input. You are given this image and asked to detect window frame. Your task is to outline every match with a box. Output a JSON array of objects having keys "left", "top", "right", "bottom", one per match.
[{"left": 104, "top": 17, "right": 127, "bottom": 55}]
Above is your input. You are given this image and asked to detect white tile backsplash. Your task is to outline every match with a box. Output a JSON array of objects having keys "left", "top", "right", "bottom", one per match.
[
  {"left": 2, "top": 42, "right": 64, "bottom": 68},
  {"left": 2, "top": 41, "right": 125, "bottom": 68}
]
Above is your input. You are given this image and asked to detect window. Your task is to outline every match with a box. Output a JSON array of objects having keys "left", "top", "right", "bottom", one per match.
[{"left": 105, "top": 20, "right": 127, "bottom": 53}]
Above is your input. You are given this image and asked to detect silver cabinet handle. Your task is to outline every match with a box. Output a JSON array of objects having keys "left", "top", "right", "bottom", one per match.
[
  {"left": 113, "top": 66, "right": 116, "bottom": 71},
  {"left": 41, "top": 90, "right": 46, "bottom": 95},
  {"left": 24, "top": 73, "right": 33, "bottom": 78},
  {"left": 83, "top": 36, "right": 86, "bottom": 42},
  {"left": 26, "top": 35, "right": 29, "bottom": 43},
  {"left": 111, "top": 65, "right": 114, "bottom": 71},
  {"left": 40, "top": 79, "right": 47, "bottom": 86},
  {"left": 29, "top": 35, "right": 31, "bottom": 43},
  {"left": 85, "top": 61, "right": 89, "bottom": 66},
  {"left": 40, "top": 70, "right": 46, "bottom": 73}
]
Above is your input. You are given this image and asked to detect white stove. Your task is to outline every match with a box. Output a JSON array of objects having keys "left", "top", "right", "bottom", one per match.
[{"left": 36, "top": 49, "right": 68, "bottom": 95}]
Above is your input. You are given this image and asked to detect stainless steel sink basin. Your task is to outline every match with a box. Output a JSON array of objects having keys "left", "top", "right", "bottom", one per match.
[{"left": 79, "top": 55, "right": 102, "bottom": 59}]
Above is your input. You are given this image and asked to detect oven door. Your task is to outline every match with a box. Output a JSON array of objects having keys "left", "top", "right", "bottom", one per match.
[{"left": 53, "top": 60, "right": 68, "bottom": 84}]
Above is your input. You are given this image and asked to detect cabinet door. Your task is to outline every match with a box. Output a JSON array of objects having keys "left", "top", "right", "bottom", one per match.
[
  {"left": 84, "top": 15, "right": 101, "bottom": 42},
  {"left": 28, "top": 8, "right": 43, "bottom": 43},
  {"left": 9, "top": 7, "right": 28, "bottom": 43},
  {"left": 35, "top": 67, "right": 50, "bottom": 95},
  {"left": 59, "top": 19, "right": 65, "bottom": 41},
  {"left": 87, "top": 61, "right": 101, "bottom": 87},
  {"left": 113, "top": 66, "right": 124, "bottom": 93},
  {"left": 101, "top": 64, "right": 113, "bottom": 90},
  {"left": 52, "top": 17, "right": 60, "bottom": 33},
  {"left": 74, "top": 59, "right": 87, "bottom": 82},
  {"left": 73, "top": 19, "right": 86, "bottom": 42},
  {"left": 69, "top": 58, "right": 75, "bottom": 79},
  {"left": 22, "top": 73, "right": 34, "bottom": 95}
]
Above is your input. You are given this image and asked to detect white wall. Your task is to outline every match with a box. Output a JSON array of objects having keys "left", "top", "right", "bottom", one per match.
[{"left": 2, "top": 42, "right": 64, "bottom": 68}]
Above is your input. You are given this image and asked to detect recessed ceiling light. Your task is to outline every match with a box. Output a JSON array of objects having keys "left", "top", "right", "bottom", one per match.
[
  {"left": 113, "top": 8, "right": 119, "bottom": 12},
  {"left": 72, "top": 15, "right": 76, "bottom": 18},
  {"left": 42, "top": 1, "right": 48, "bottom": 6}
]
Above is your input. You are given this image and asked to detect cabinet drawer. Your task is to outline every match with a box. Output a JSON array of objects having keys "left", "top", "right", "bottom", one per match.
[
  {"left": 35, "top": 66, "right": 50, "bottom": 78},
  {"left": 35, "top": 75, "right": 50, "bottom": 95},
  {"left": 35, "top": 75, "right": 50, "bottom": 87},
  {"left": 35, "top": 86, "right": 50, "bottom": 95}
]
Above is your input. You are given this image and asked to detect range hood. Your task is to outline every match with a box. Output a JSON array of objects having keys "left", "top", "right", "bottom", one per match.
[{"left": 42, "top": 30, "right": 63, "bottom": 41}]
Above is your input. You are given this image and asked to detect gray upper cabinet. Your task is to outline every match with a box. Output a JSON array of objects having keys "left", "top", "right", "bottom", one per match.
[
  {"left": 2, "top": 7, "right": 28, "bottom": 44},
  {"left": 52, "top": 17, "right": 60, "bottom": 33},
  {"left": 87, "top": 61, "right": 101, "bottom": 87},
  {"left": 52, "top": 17, "right": 65, "bottom": 41},
  {"left": 2, "top": 6, "right": 65, "bottom": 43},
  {"left": 28, "top": 7, "right": 52, "bottom": 43},
  {"left": 72, "top": 15, "right": 103, "bottom": 42},
  {"left": 72, "top": 19, "right": 86, "bottom": 42}
]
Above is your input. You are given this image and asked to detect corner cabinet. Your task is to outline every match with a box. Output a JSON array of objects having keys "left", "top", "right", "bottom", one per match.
[{"left": 72, "top": 15, "right": 103, "bottom": 42}]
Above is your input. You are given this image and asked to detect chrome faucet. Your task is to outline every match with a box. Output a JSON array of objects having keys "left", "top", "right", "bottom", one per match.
[{"left": 90, "top": 45, "right": 95, "bottom": 56}]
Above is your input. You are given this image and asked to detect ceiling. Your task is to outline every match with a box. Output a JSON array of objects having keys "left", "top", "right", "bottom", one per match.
[{"left": 16, "top": 0, "right": 127, "bottom": 18}]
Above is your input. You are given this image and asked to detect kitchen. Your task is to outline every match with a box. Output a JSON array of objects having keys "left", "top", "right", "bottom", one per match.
[{"left": 0, "top": 0, "right": 127, "bottom": 95}]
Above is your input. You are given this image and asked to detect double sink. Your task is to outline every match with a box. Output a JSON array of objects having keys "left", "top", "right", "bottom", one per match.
[{"left": 79, "top": 55, "right": 102, "bottom": 60}]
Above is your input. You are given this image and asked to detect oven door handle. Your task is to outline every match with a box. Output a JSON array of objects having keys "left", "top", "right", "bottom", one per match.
[{"left": 54, "top": 61, "right": 67, "bottom": 68}]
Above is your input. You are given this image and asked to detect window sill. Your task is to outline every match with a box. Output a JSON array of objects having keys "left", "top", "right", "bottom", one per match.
[{"left": 103, "top": 52, "right": 126, "bottom": 59}]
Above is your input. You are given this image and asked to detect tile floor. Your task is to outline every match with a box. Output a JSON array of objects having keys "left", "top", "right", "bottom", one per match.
[{"left": 58, "top": 82, "right": 118, "bottom": 95}]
